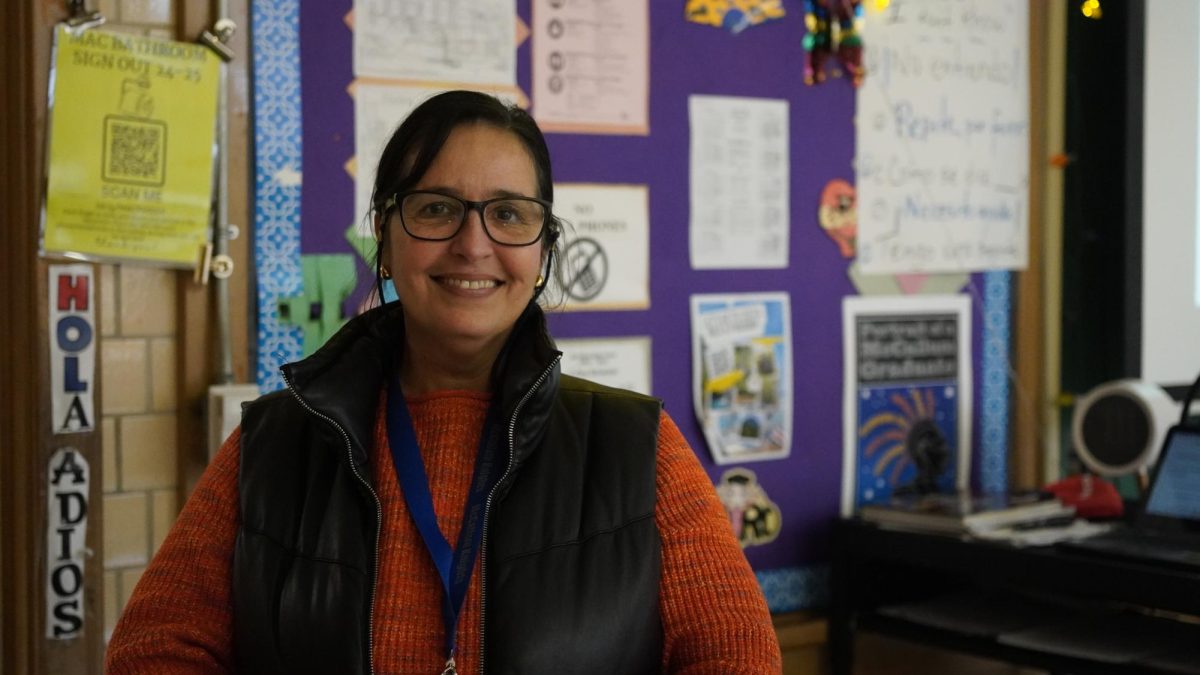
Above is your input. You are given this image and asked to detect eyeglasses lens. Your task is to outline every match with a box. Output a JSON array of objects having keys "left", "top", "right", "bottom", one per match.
[{"left": 401, "top": 192, "right": 546, "bottom": 245}]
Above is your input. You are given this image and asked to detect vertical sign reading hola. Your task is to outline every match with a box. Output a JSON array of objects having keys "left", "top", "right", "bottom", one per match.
[
  {"left": 43, "top": 26, "right": 219, "bottom": 266},
  {"left": 49, "top": 264, "right": 96, "bottom": 433}
]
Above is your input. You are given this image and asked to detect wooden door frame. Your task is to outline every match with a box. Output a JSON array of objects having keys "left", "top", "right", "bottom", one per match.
[
  {"left": 1, "top": 0, "right": 42, "bottom": 669},
  {"left": 2, "top": 1, "right": 105, "bottom": 672},
  {"left": 1012, "top": 0, "right": 1068, "bottom": 490}
]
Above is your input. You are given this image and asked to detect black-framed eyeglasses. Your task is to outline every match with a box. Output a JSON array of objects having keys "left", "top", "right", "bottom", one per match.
[{"left": 383, "top": 191, "right": 553, "bottom": 247}]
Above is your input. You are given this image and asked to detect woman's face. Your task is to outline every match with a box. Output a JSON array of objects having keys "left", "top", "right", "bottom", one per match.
[{"left": 382, "top": 122, "right": 544, "bottom": 353}]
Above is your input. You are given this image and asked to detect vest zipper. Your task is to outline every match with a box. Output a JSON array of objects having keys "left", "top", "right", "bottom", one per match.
[
  {"left": 282, "top": 370, "right": 382, "bottom": 675},
  {"left": 478, "top": 355, "right": 560, "bottom": 674}
]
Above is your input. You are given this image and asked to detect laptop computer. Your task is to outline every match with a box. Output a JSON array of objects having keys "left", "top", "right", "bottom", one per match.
[{"left": 1062, "top": 425, "right": 1200, "bottom": 569}]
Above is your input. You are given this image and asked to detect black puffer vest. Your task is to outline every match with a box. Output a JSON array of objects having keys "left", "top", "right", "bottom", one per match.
[{"left": 232, "top": 304, "right": 664, "bottom": 674}]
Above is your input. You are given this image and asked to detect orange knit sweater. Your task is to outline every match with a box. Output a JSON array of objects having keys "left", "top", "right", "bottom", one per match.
[{"left": 106, "top": 390, "right": 781, "bottom": 674}]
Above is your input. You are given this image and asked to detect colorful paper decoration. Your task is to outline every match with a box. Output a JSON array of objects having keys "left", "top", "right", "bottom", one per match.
[
  {"left": 277, "top": 254, "right": 357, "bottom": 357},
  {"left": 802, "top": 0, "right": 865, "bottom": 86},
  {"left": 715, "top": 468, "right": 782, "bottom": 548},
  {"left": 685, "top": 0, "right": 786, "bottom": 33}
]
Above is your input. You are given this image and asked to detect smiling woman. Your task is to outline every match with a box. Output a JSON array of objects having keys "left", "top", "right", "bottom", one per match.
[
  {"left": 377, "top": 121, "right": 549, "bottom": 393},
  {"left": 105, "top": 90, "right": 782, "bottom": 675}
]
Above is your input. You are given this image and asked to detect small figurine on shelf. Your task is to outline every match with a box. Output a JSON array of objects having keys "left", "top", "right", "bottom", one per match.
[
  {"left": 894, "top": 418, "right": 951, "bottom": 496},
  {"left": 802, "top": 0, "right": 865, "bottom": 86}
]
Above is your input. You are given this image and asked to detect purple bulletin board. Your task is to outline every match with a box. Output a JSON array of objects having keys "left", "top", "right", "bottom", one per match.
[{"left": 251, "top": 0, "right": 1013, "bottom": 612}]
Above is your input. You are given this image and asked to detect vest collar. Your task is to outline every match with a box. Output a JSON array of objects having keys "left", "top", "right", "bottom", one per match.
[{"left": 280, "top": 302, "right": 561, "bottom": 469}]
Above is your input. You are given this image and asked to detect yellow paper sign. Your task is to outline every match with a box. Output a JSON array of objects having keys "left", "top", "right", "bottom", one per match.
[{"left": 43, "top": 26, "right": 219, "bottom": 266}]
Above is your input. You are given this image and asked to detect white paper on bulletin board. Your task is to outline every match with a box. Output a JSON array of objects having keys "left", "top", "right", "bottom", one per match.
[
  {"left": 549, "top": 183, "right": 649, "bottom": 311},
  {"left": 531, "top": 0, "right": 649, "bottom": 135},
  {"left": 557, "top": 336, "right": 652, "bottom": 396},
  {"left": 689, "top": 95, "right": 790, "bottom": 270},
  {"left": 352, "top": 0, "right": 516, "bottom": 87},
  {"left": 855, "top": 0, "right": 1029, "bottom": 274},
  {"left": 352, "top": 83, "right": 445, "bottom": 233}
]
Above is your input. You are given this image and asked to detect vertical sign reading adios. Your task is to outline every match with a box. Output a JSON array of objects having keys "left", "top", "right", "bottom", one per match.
[{"left": 46, "top": 448, "right": 90, "bottom": 639}]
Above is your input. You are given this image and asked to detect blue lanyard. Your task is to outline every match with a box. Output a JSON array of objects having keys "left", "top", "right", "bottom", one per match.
[{"left": 385, "top": 375, "right": 503, "bottom": 669}]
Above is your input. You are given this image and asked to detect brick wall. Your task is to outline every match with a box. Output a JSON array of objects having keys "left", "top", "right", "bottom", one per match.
[
  {"left": 99, "top": 264, "right": 180, "bottom": 640},
  {"left": 95, "top": 0, "right": 180, "bottom": 641}
]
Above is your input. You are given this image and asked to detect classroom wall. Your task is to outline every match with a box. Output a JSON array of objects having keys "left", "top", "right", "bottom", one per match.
[
  {"left": 254, "top": 0, "right": 1016, "bottom": 615},
  {"left": 0, "top": 0, "right": 1041, "bottom": 672},
  {"left": 277, "top": 0, "right": 855, "bottom": 610}
]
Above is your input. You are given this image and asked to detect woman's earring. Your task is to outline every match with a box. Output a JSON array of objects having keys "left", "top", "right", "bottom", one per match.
[
  {"left": 535, "top": 274, "right": 545, "bottom": 288},
  {"left": 382, "top": 279, "right": 399, "bottom": 304},
  {"left": 381, "top": 265, "right": 391, "bottom": 279}
]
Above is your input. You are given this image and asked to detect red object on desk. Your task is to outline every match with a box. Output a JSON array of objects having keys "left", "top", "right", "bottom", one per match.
[{"left": 1043, "top": 474, "right": 1124, "bottom": 519}]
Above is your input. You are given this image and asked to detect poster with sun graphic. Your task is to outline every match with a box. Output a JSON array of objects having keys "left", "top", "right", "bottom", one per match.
[
  {"left": 840, "top": 295, "right": 972, "bottom": 516},
  {"left": 691, "top": 292, "right": 793, "bottom": 464}
]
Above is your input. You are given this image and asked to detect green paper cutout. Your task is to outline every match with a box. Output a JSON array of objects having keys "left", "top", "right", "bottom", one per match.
[{"left": 277, "top": 254, "right": 357, "bottom": 357}]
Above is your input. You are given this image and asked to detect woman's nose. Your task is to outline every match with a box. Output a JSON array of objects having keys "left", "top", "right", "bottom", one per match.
[{"left": 449, "top": 207, "right": 493, "bottom": 257}]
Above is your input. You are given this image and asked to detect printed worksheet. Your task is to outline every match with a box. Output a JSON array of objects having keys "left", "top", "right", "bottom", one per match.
[
  {"left": 557, "top": 337, "right": 652, "bottom": 395},
  {"left": 351, "top": 83, "right": 446, "bottom": 232},
  {"left": 353, "top": 0, "right": 516, "bottom": 86},
  {"left": 531, "top": 0, "right": 649, "bottom": 134},
  {"left": 689, "top": 95, "right": 789, "bottom": 269}
]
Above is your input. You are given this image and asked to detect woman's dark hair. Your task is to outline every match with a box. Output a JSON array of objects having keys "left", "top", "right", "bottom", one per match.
[{"left": 371, "top": 90, "right": 562, "bottom": 303}]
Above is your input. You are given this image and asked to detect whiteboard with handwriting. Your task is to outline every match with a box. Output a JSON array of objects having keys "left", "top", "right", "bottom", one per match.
[{"left": 855, "top": 0, "right": 1028, "bottom": 274}]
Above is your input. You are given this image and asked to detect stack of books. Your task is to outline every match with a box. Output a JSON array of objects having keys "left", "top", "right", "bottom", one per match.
[{"left": 858, "top": 491, "right": 1076, "bottom": 537}]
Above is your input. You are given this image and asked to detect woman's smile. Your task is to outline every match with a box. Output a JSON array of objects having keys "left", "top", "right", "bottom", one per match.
[{"left": 435, "top": 275, "right": 502, "bottom": 291}]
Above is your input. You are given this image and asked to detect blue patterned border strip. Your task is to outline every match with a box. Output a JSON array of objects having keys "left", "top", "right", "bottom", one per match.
[
  {"left": 756, "top": 565, "right": 829, "bottom": 613},
  {"left": 980, "top": 271, "right": 1011, "bottom": 493},
  {"left": 251, "top": 0, "right": 304, "bottom": 392}
]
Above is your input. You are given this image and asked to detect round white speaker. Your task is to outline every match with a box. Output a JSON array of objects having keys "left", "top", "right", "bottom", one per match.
[{"left": 1071, "top": 379, "right": 1180, "bottom": 476}]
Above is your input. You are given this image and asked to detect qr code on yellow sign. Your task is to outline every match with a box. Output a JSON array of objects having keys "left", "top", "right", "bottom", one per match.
[{"left": 102, "top": 116, "right": 167, "bottom": 187}]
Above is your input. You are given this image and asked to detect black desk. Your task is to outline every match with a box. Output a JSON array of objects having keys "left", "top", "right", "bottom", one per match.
[{"left": 830, "top": 518, "right": 1200, "bottom": 675}]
